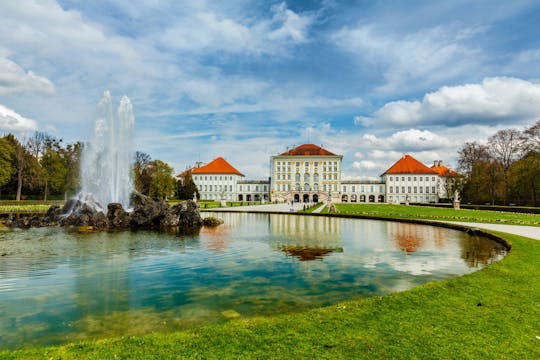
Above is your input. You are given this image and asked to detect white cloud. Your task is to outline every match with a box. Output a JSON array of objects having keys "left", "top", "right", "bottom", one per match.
[
  {"left": 158, "top": 2, "right": 313, "bottom": 55},
  {"left": 0, "top": 104, "right": 38, "bottom": 132},
  {"left": 358, "top": 77, "right": 540, "bottom": 127},
  {"left": 332, "top": 24, "right": 483, "bottom": 93},
  {"left": 0, "top": 58, "right": 55, "bottom": 95}
]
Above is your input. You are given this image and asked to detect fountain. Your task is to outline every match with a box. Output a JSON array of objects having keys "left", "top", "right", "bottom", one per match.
[
  {"left": 5, "top": 91, "right": 203, "bottom": 230},
  {"left": 79, "top": 91, "right": 134, "bottom": 212}
]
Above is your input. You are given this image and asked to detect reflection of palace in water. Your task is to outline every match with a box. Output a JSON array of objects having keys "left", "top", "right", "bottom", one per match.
[
  {"left": 269, "top": 214, "right": 343, "bottom": 261},
  {"left": 386, "top": 222, "right": 449, "bottom": 253}
]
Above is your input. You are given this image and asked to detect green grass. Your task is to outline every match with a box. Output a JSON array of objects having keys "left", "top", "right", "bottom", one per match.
[
  {"left": 0, "top": 204, "right": 51, "bottom": 212},
  {"left": 2, "top": 228, "right": 539, "bottom": 359},
  {"left": 331, "top": 203, "right": 540, "bottom": 226}
]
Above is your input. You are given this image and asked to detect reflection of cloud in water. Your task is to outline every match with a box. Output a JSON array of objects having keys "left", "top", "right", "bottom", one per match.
[{"left": 280, "top": 246, "right": 342, "bottom": 262}]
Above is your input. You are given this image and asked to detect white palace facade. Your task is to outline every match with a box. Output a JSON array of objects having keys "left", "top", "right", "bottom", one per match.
[{"left": 178, "top": 144, "right": 459, "bottom": 204}]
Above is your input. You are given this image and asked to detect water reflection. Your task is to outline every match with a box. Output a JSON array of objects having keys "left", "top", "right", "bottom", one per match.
[
  {"left": 0, "top": 214, "right": 507, "bottom": 350},
  {"left": 269, "top": 215, "right": 343, "bottom": 261},
  {"left": 386, "top": 222, "right": 449, "bottom": 254}
]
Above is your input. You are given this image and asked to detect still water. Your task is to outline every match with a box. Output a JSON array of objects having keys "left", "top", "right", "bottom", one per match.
[{"left": 0, "top": 213, "right": 506, "bottom": 349}]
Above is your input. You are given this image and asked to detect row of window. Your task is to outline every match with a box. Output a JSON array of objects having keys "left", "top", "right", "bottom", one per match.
[
  {"left": 276, "top": 173, "right": 338, "bottom": 181},
  {"left": 388, "top": 176, "right": 436, "bottom": 182},
  {"left": 276, "top": 161, "right": 338, "bottom": 166},
  {"left": 194, "top": 175, "right": 234, "bottom": 181},
  {"left": 342, "top": 185, "right": 384, "bottom": 193},
  {"left": 202, "top": 185, "right": 269, "bottom": 192},
  {"left": 276, "top": 184, "right": 338, "bottom": 192},
  {"left": 275, "top": 166, "right": 338, "bottom": 173},
  {"left": 389, "top": 186, "right": 436, "bottom": 194}
]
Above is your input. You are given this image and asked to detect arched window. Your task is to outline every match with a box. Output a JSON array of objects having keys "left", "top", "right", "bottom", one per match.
[
  {"left": 304, "top": 183, "right": 310, "bottom": 191},
  {"left": 295, "top": 183, "right": 300, "bottom": 191},
  {"left": 304, "top": 173, "right": 310, "bottom": 182},
  {"left": 313, "top": 173, "right": 319, "bottom": 182},
  {"left": 313, "top": 183, "right": 319, "bottom": 191},
  {"left": 295, "top": 173, "right": 301, "bottom": 182}
]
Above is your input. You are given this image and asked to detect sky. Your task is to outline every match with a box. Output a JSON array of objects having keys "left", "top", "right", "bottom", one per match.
[{"left": 0, "top": 0, "right": 539, "bottom": 180}]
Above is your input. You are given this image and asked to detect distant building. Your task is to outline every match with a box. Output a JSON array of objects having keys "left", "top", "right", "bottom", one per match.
[
  {"left": 431, "top": 160, "right": 460, "bottom": 200},
  {"left": 270, "top": 144, "right": 343, "bottom": 203},
  {"left": 179, "top": 146, "right": 459, "bottom": 204},
  {"left": 381, "top": 154, "right": 440, "bottom": 204},
  {"left": 179, "top": 157, "right": 244, "bottom": 201}
]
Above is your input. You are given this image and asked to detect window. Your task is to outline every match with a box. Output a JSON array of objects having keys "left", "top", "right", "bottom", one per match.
[
  {"left": 414, "top": 187, "right": 417, "bottom": 193},
  {"left": 314, "top": 183, "right": 319, "bottom": 191},
  {"left": 334, "top": 167, "right": 337, "bottom": 172},
  {"left": 204, "top": 185, "right": 207, "bottom": 191},
  {"left": 304, "top": 183, "right": 310, "bottom": 191},
  {"left": 334, "top": 174, "right": 337, "bottom": 180},
  {"left": 220, "top": 176, "right": 222, "bottom": 180},
  {"left": 288, "top": 174, "right": 291, "bottom": 180},
  {"left": 414, "top": 177, "right": 417, "bottom": 181},
  {"left": 408, "top": 186, "right": 411, "bottom": 193},
  {"left": 230, "top": 176, "right": 232, "bottom": 180},
  {"left": 389, "top": 176, "right": 393, "bottom": 181},
  {"left": 343, "top": 186, "right": 347, "bottom": 192},
  {"left": 390, "top": 186, "right": 393, "bottom": 193},
  {"left": 305, "top": 162, "right": 309, "bottom": 167},
  {"left": 419, "top": 177, "right": 423, "bottom": 181},
  {"left": 296, "top": 162, "right": 300, "bottom": 167},
  {"left": 426, "top": 186, "right": 429, "bottom": 193},
  {"left": 256, "top": 186, "right": 259, "bottom": 191},
  {"left": 432, "top": 186, "right": 436, "bottom": 193},
  {"left": 323, "top": 174, "right": 326, "bottom": 180},
  {"left": 295, "top": 183, "right": 300, "bottom": 191},
  {"left": 314, "top": 162, "right": 318, "bottom": 166},
  {"left": 402, "top": 187, "right": 405, "bottom": 193},
  {"left": 408, "top": 176, "right": 411, "bottom": 181},
  {"left": 313, "top": 173, "right": 319, "bottom": 182},
  {"left": 323, "top": 184, "right": 327, "bottom": 191},
  {"left": 352, "top": 186, "right": 355, "bottom": 192},
  {"left": 239, "top": 185, "right": 242, "bottom": 191},
  {"left": 370, "top": 186, "right": 374, "bottom": 192},
  {"left": 264, "top": 186, "right": 267, "bottom": 191},
  {"left": 304, "top": 173, "right": 310, "bottom": 182},
  {"left": 248, "top": 185, "right": 251, "bottom": 191},
  {"left": 420, "top": 187, "right": 423, "bottom": 193},
  {"left": 295, "top": 173, "right": 301, "bottom": 182},
  {"left": 334, "top": 161, "right": 337, "bottom": 165},
  {"left": 229, "top": 185, "right": 232, "bottom": 191},
  {"left": 210, "top": 185, "right": 212, "bottom": 191},
  {"left": 432, "top": 177, "right": 436, "bottom": 181},
  {"left": 402, "top": 177, "right": 405, "bottom": 181}
]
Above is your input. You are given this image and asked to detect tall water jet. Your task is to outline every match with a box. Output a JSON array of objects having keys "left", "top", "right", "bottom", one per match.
[{"left": 79, "top": 91, "right": 134, "bottom": 212}]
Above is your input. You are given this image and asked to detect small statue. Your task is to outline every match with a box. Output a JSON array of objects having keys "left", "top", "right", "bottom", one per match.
[
  {"left": 193, "top": 192, "right": 197, "bottom": 202},
  {"left": 454, "top": 190, "right": 460, "bottom": 202}
]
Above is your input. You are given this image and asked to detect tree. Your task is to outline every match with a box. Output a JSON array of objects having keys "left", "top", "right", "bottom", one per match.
[
  {"left": 457, "top": 141, "right": 490, "bottom": 178},
  {"left": 176, "top": 171, "right": 199, "bottom": 200},
  {"left": 488, "top": 129, "right": 522, "bottom": 205},
  {"left": 0, "top": 136, "right": 16, "bottom": 197},
  {"left": 521, "top": 119, "right": 540, "bottom": 154},
  {"left": 148, "top": 160, "right": 176, "bottom": 200},
  {"left": 133, "top": 151, "right": 152, "bottom": 194},
  {"left": 61, "top": 142, "right": 83, "bottom": 199}
]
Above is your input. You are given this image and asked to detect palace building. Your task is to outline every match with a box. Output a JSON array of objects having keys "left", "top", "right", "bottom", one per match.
[{"left": 178, "top": 144, "right": 459, "bottom": 204}]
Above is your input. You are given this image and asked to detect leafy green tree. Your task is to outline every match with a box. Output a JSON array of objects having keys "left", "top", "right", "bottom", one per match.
[
  {"left": 0, "top": 136, "right": 16, "bottom": 197},
  {"left": 41, "top": 148, "right": 67, "bottom": 200},
  {"left": 148, "top": 160, "right": 176, "bottom": 200},
  {"left": 176, "top": 171, "right": 199, "bottom": 200}
]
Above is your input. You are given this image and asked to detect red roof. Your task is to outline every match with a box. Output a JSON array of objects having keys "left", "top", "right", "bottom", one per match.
[
  {"left": 382, "top": 154, "right": 438, "bottom": 175},
  {"left": 280, "top": 144, "right": 336, "bottom": 156},
  {"left": 431, "top": 165, "right": 459, "bottom": 177},
  {"left": 191, "top": 157, "right": 244, "bottom": 176}
]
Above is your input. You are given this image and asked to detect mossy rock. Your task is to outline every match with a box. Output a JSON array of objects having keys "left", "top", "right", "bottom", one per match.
[{"left": 202, "top": 217, "right": 224, "bottom": 227}]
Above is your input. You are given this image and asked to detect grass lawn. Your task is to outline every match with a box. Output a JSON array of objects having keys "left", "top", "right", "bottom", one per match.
[
  {"left": 1, "top": 225, "right": 539, "bottom": 359},
  {"left": 0, "top": 204, "right": 51, "bottom": 213},
  {"left": 323, "top": 203, "right": 540, "bottom": 226}
]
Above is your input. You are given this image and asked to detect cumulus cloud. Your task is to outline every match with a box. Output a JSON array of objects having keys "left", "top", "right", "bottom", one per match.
[
  {"left": 0, "top": 104, "right": 38, "bottom": 132},
  {"left": 357, "top": 77, "right": 540, "bottom": 127},
  {"left": 0, "top": 58, "right": 55, "bottom": 95},
  {"left": 332, "top": 24, "right": 483, "bottom": 93}
]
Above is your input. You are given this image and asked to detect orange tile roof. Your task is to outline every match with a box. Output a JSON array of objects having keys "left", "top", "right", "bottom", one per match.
[
  {"left": 382, "top": 154, "right": 438, "bottom": 175},
  {"left": 280, "top": 143, "right": 336, "bottom": 156},
  {"left": 191, "top": 157, "right": 244, "bottom": 176},
  {"left": 431, "top": 165, "right": 459, "bottom": 177}
]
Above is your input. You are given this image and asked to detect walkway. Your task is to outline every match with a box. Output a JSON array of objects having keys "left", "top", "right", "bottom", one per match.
[
  {"left": 204, "top": 204, "right": 540, "bottom": 241},
  {"left": 438, "top": 221, "right": 540, "bottom": 241},
  {"left": 311, "top": 204, "right": 326, "bottom": 213}
]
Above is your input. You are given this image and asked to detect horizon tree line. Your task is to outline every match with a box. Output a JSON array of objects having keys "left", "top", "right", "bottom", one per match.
[{"left": 1, "top": 121, "right": 539, "bottom": 206}]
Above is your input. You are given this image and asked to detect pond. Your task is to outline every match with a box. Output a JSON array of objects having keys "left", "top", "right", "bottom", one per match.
[{"left": 0, "top": 213, "right": 507, "bottom": 349}]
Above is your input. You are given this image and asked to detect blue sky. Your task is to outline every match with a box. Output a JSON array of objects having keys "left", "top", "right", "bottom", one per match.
[{"left": 1, "top": 0, "right": 539, "bottom": 179}]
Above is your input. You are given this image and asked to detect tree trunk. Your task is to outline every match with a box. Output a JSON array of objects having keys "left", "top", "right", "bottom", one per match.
[
  {"left": 16, "top": 166, "right": 22, "bottom": 201},
  {"left": 44, "top": 180, "right": 48, "bottom": 201},
  {"left": 16, "top": 144, "right": 24, "bottom": 201}
]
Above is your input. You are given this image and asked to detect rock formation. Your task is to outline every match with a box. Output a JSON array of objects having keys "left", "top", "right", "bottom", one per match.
[{"left": 4, "top": 192, "right": 204, "bottom": 231}]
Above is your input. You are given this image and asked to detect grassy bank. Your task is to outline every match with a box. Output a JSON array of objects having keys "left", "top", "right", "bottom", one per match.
[
  {"left": 2, "top": 227, "right": 539, "bottom": 359},
  {"left": 322, "top": 203, "right": 540, "bottom": 226}
]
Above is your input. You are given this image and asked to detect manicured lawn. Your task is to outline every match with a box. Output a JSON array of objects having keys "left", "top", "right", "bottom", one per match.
[
  {"left": 326, "top": 203, "right": 540, "bottom": 226},
  {"left": 2, "top": 227, "right": 539, "bottom": 359},
  {"left": 0, "top": 204, "right": 51, "bottom": 213}
]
